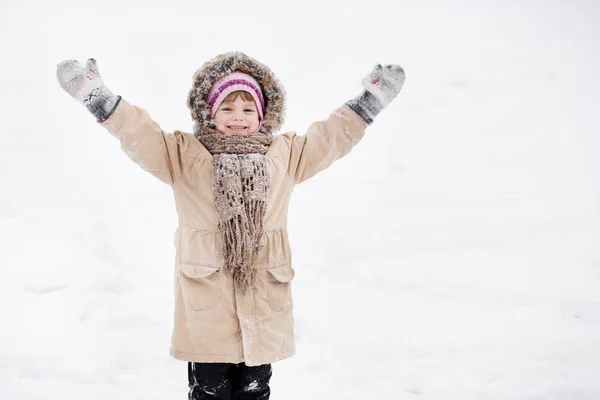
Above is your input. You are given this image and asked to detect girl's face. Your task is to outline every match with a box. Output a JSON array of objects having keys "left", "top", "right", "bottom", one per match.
[{"left": 213, "top": 97, "right": 260, "bottom": 136}]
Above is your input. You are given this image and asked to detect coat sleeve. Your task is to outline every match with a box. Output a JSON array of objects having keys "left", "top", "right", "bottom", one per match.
[
  {"left": 287, "top": 106, "right": 368, "bottom": 184},
  {"left": 100, "top": 98, "right": 187, "bottom": 185}
]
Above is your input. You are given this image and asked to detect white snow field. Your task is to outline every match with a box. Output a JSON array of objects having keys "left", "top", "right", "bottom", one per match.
[{"left": 1, "top": 0, "right": 599, "bottom": 399}]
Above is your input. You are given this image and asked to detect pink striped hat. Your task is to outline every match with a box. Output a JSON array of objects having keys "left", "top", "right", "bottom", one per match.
[{"left": 208, "top": 72, "right": 265, "bottom": 121}]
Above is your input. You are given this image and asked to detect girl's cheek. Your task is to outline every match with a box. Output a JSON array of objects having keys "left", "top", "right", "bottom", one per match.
[{"left": 215, "top": 124, "right": 227, "bottom": 135}]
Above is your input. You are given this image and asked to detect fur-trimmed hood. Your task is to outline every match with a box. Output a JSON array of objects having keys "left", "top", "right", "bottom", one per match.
[{"left": 187, "top": 51, "right": 286, "bottom": 135}]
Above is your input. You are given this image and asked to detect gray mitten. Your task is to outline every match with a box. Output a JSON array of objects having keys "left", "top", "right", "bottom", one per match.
[
  {"left": 346, "top": 64, "right": 405, "bottom": 124},
  {"left": 56, "top": 58, "right": 121, "bottom": 123}
]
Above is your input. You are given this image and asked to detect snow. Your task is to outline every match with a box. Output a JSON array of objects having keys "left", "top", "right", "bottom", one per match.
[{"left": 1, "top": 0, "right": 599, "bottom": 398}]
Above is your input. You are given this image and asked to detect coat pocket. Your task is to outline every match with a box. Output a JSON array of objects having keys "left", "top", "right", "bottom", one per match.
[
  {"left": 178, "top": 263, "right": 223, "bottom": 311},
  {"left": 266, "top": 264, "right": 295, "bottom": 312},
  {"left": 177, "top": 226, "right": 221, "bottom": 266}
]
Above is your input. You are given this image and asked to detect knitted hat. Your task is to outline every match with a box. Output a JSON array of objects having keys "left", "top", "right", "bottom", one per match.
[{"left": 208, "top": 72, "right": 265, "bottom": 121}]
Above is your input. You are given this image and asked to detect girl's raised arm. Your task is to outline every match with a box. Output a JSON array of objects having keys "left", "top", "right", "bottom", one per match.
[
  {"left": 56, "top": 58, "right": 188, "bottom": 185},
  {"left": 288, "top": 64, "right": 405, "bottom": 184}
]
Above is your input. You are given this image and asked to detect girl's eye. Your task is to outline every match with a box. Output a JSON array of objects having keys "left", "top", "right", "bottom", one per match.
[
  {"left": 222, "top": 108, "right": 232, "bottom": 111},
  {"left": 244, "top": 109, "right": 255, "bottom": 112}
]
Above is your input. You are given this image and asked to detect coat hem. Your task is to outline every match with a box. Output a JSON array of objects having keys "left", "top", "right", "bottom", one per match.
[{"left": 169, "top": 347, "right": 296, "bottom": 366}]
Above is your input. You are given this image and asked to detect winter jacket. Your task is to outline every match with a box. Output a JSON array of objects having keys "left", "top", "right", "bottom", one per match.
[{"left": 100, "top": 53, "right": 368, "bottom": 366}]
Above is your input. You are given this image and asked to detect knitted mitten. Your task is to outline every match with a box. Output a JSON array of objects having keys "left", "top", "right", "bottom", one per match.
[
  {"left": 346, "top": 64, "right": 405, "bottom": 124},
  {"left": 56, "top": 58, "right": 121, "bottom": 123}
]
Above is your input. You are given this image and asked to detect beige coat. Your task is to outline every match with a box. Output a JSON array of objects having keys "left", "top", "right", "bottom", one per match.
[{"left": 102, "top": 98, "right": 367, "bottom": 366}]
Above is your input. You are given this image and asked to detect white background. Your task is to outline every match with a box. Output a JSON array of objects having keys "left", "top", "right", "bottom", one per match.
[{"left": 1, "top": 0, "right": 599, "bottom": 398}]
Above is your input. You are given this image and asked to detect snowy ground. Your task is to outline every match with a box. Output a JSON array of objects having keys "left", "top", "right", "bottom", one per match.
[{"left": 1, "top": 0, "right": 599, "bottom": 399}]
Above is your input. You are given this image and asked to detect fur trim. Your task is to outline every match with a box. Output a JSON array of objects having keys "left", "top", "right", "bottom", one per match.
[{"left": 187, "top": 51, "right": 286, "bottom": 135}]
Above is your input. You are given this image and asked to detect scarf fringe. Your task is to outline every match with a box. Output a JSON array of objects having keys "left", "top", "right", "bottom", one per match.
[
  {"left": 247, "top": 199, "right": 267, "bottom": 252},
  {"left": 220, "top": 214, "right": 249, "bottom": 294},
  {"left": 219, "top": 199, "right": 268, "bottom": 294}
]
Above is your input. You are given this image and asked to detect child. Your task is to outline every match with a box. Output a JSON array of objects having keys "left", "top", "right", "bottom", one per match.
[{"left": 56, "top": 51, "right": 404, "bottom": 399}]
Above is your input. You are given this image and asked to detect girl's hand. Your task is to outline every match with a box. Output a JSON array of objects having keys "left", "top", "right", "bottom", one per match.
[
  {"left": 362, "top": 64, "right": 405, "bottom": 107},
  {"left": 346, "top": 63, "right": 405, "bottom": 124},
  {"left": 56, "top": 58, "right": 120, "bottom": 123}
]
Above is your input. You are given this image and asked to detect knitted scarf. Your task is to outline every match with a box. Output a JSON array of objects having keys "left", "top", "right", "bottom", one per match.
[{"left": 195, "top": 127, "right": 272, "bottom": 293}]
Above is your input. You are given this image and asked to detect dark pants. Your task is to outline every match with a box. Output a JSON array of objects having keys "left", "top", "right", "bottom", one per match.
[{"left": 188, "top": 362, "right": 272, "bottom": 400}]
